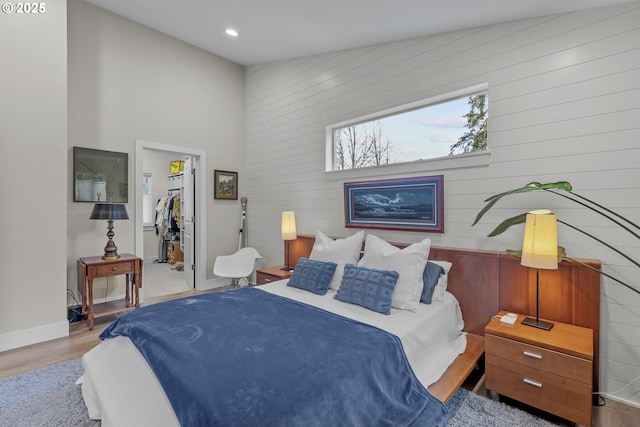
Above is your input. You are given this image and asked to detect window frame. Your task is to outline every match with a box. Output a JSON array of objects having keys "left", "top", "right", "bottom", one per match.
[{"left": 325, "top": 83, "right": 489, "bottom": 173}]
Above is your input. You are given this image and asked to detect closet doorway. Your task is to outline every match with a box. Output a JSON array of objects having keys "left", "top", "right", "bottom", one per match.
[{"left": 134, "top": 140, "right": 208, "bottom": 301}]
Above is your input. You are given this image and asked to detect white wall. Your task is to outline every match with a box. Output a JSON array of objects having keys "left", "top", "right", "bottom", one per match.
[
  {"left": 0, "top": 0, "right": 68, "bottom": 350},
  {"left": 67, "top": 0, "right": 245, "bottom": 303},
  {"left": 245, "top": 2, "right": 640, "bottom": 407}
]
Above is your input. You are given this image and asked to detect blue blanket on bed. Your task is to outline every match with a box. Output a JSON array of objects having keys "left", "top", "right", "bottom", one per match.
[{"left": 100, "top": 287, "right": 446, "bottom": 427}]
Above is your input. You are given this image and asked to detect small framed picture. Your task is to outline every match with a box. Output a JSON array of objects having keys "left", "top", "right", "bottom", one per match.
[{"left": 214, "top": 170, "right": 238, "bottom": 200}]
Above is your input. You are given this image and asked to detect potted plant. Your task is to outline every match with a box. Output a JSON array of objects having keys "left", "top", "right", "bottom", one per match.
[{"left": 473, "top": 181, "right": 640, "bottom": 295}]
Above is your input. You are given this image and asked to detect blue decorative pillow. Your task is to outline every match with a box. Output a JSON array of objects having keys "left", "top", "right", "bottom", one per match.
[
  {"left": 420, "top": 261, "right": 445, "bottom": 304},
  {"left": 287, "top": 257, "right": 337, "bottom": 295},
  {"left": 335, "top": 264, "right": 399, "bottom": 315}
]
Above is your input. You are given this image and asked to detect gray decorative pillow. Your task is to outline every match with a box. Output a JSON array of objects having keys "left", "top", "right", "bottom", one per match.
[
  {"left": 287, "top": 257, "right": 337, "bottom": 295},
  {"left": 335, "top": 264, "right": 399, "bottom": 315},
  {"left": 420, "top": 261, "right": 445, "bottom": 304}
]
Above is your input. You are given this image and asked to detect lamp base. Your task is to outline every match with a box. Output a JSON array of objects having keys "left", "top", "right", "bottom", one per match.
[
  {"left": 102, "top": 220, "right": 121, "bottom": 260},
  {"left": 521, "top": 316, "right": 554, "bottom": 331}
]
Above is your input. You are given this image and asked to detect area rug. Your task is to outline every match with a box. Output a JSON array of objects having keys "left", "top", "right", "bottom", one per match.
[
  {"left": 0, "top": 358, "right": 554, "bottom": 427},
  {"left": 440, "top": 385, "right": 555, "bottom": 427},
  {"left": 0, "top": 358, "right": 99, "bottom": 427}
]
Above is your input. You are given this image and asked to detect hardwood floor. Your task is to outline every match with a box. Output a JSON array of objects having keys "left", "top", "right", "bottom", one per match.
[
  {"left": 2, "top": 288, "right": 639, "bottom": 427},
  {"left": 0, "top": 288, "right": 218, "bottom": 380}
]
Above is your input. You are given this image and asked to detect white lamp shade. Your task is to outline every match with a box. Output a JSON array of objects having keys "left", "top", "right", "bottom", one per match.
[
  {"left": 521, "top": 209, "right": 558, "bottom": 270},
  {"left": 281, "top": 211, "right": 297, "bottom": 240}
]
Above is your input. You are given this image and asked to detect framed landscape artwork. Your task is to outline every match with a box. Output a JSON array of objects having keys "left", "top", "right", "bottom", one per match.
[
  {"left": 344, "top": 175, "right": 444, "bottom": 233},
  {"left": 214, "top": 170, "right": 238, "bottom": 200}
]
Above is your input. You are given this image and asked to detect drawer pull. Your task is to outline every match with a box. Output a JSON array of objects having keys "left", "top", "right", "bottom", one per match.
[
  {"left": 112, "top": 267, "right": 118, "bottom": 271},
  {"left": 523, "top": 351, "right": 542, "bottom": 360},
  {"left": 523, "top": 378, "right": 542, "bottom": 388},
  {"left": 264, "top": 279, "right": 272, "bottom": 283}
]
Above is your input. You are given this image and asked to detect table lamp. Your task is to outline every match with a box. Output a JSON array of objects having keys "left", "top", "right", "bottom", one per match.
[
  {"left": 90, "top": 203, "right": 129, "bottom": 260},
  {"left": 281, "top": 211, "right": 297, "bottom": 271},
  {"left": 520, "top": 209, "right": 558, "bottom": 330}
]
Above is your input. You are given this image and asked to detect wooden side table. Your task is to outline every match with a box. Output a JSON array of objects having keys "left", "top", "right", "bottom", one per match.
[
  {"left": 485, "top": 311, "right": 593, "bottom": 426},
  {"left": 77, "top": 253, "right": 143, "bottom": 330},
  {"left": 255, "top": 265, "right": 292, "bottom": 285}
]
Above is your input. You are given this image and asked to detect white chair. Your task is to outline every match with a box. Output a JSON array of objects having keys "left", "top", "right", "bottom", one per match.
[{"left": 213, "top": 247, "right": 262, "bottom": 287}]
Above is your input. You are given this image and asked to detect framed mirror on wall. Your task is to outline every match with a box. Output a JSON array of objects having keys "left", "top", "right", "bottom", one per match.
[{"left": 73, "top": 147, "right": 128, "bottom": 202}]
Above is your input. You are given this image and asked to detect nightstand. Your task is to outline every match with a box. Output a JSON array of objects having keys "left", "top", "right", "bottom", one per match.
[
  {"left": 255, "top": 266, "right": 292, "bottom": 286},
  {"left": 485, "top": 311, "right": 593, "bottom": 426},
  {"left": 77, "top": 254, "right": 143, "bottom": 330}
]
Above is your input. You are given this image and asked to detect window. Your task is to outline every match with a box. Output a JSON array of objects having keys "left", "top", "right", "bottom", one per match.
[
  {"left": 327, "top": 85, "right": 488, "bottom": 171},
  {"left": 143, "top": 173, "right": 153, "bottom": 227}
]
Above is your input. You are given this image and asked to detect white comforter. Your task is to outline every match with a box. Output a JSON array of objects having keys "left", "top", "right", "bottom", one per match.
[{"left": 81, "top": 281, "right": 466, "bottom": 427}]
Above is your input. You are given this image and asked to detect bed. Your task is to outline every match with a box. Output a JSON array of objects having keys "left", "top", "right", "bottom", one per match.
[
  {"left": 80, "top": 231, "right": 601, "bottom": 426},
  {"left": 82, "top": 281, "right": 465, "bottom": 426}
]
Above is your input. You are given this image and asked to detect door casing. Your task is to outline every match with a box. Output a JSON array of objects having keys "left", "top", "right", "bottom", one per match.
[{"left": 134, "top": 140, "right": 207, "bottom": 293}]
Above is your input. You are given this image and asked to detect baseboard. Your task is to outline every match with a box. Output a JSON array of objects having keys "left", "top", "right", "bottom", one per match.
[
  {"left": 602, "top": 392, "right": 640, "bottom": 409},
  {"left": 0, "top": 320, "right": 69, "bottom": 352},
  {"left": 200, "top": 277, "right": 230, "bottom": 291}
]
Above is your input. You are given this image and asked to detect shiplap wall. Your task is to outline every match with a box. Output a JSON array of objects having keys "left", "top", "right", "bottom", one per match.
[{"left": 245, "top": 2, "right": 640, "bottom": 407}]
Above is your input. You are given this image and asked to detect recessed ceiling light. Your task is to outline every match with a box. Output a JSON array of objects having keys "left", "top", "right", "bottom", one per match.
[{"left": 225, "top": 28, "right": 238, "bottom": 37}]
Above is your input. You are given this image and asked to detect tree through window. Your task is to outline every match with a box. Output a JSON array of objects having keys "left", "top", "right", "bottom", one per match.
[{"left": 329, "top": 87, "right": 488, "bottom": 171}]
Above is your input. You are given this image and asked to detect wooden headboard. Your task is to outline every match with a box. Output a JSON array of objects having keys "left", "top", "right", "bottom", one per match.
[{"left": 288, "top": 233, "right": 601, "bottom": 392}]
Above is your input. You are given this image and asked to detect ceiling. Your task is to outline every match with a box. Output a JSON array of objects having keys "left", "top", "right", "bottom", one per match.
[{"left": 84, "top": 0, "right": 635, "bottom": 66}]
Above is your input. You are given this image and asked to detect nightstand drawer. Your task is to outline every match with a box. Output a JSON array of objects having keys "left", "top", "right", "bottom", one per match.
[
  {"left": 486, "top": 354, "right": 592, "bottom": 426},
  {"left": 256, "top": 272, "right": 277, "bottom": 286},
  {"left": 96, "top": 261, "right": 134, "bottom": 277},
  {"left": 255, "top": 266, "right": 292, "bottom": 286},
  {"left": 486, "top": 334, "right": 591, "bottom": 384}
]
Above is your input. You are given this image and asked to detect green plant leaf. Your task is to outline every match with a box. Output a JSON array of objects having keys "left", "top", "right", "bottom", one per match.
[
  {"left": 557, "top": 245, "right": 566, "bottom": 260},
  {"left": 473, "top": 181, "right": 572, "bottom": 226},
  {"left": 507, "top": 245, "right": 566, "bottom": 263},
  {"left": 473, "top": 186, "right": 534, "bottom": 226},
  {"left": 539, "top": 181, "right": 573, "bottom": 192},
  {"left": 487, "top": 213, "right": 527, "bottom": 237}
]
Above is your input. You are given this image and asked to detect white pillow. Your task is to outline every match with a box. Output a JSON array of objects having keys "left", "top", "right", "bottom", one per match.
[
  {"left": 309, "top": 230, "right": 364, "bottom": 290},
  {"left": 429, "top": 260, "right": 452, "bottom": 302},
  {"left": 358, "top": 234, "right": 431, "bottom": 311}
]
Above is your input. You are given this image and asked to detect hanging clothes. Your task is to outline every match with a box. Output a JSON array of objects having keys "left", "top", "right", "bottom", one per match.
[
  {"left": 154, "top": 197, "right": 170, "bottom": 262},
  {"left": 154, "top": 191, "right": 182, "bottom": 263},
  {"left": 172, "top": 195, "right": 181, "bottom": 231}
]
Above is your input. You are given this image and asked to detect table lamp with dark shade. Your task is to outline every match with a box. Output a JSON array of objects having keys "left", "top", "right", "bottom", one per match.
[
  {"left": 520, "top": 209, "right": 558, "bottom": 330},
  {"left": 90, "top": 203, "right": 129, "bottom": 260}
]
